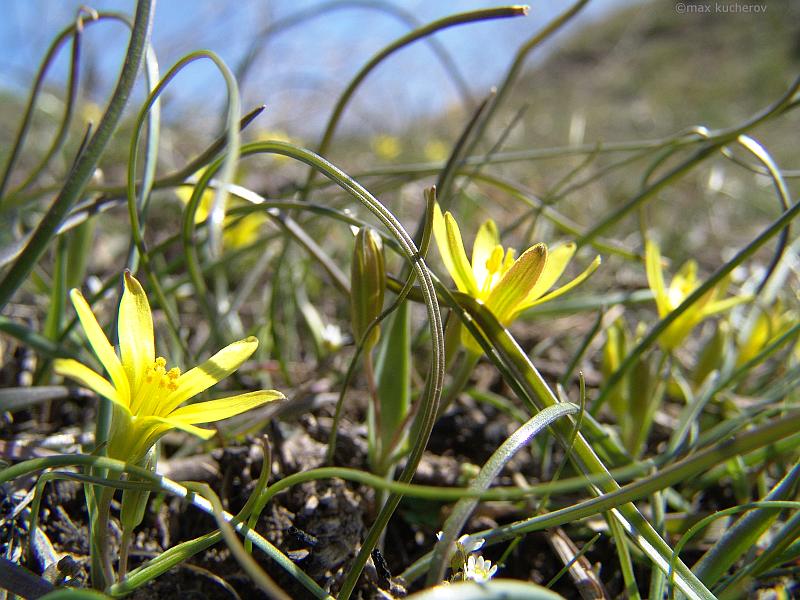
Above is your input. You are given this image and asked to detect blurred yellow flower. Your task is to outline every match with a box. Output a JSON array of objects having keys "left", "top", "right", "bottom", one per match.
[
  {"left": 253, "top": 129, "right": 300, "bottom": 162},
  {"left": 372, "top": 134, "right": 402, "bottom": 160},
  {"left": 736, "top": 302, "right": 797, "bottom": 367},
  {"left": 81, "top": 101, "right": 104, "bottom": 124},
  {"left": 176, "top": 183, "right": 266, "bottom": 250},
  {"left": 424, "top": 139, "right": 449, "bottom": 162},
  {"left": 54, "top": 272, "right": 283, "bottom": 462},
  {"left": 645, "top": 240, "right": 748, "bottom": 351},
  {"left": 433, "top": 204, "right": 600, "bottom": 353}
]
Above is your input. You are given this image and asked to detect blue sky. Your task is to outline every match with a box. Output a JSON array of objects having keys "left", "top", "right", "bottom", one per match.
[{"left": 0, "top": 0, "right": 634, "bottom": 136}]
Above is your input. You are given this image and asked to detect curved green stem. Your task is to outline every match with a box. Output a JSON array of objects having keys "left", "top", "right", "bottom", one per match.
[
  {"left": 236, "top": 0, "right": 476, "bottom": 107},
  {"left": 455, "top": 0, "right": 589, "bottom": 163},
  {"left": 302, "top": 5, "right": 528, "bottom": 198},
  {"left": 427, "top": 402, "right": 579, "bottom": 584},
  {"left": 126, "top": 49, "right": 241, "bottom": 352},
  {"left": 0, "top": 11, "right": 129, "bottom": 201},
  {"left": 179, "top": 140, "right": 444, "bottom": 599},
  {"left": 0, "top": 0, "right": 155, "bottom": 310}
]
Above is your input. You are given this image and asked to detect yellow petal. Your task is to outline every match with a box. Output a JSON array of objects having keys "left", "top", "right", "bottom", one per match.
[
  {"left": 701, "top": 294, "right": 751, "bottom": 318},
  {"left": 471, "top": 219, "right": 500, "bottom": 290},
  {"left": 167, "top": 390, "right": 284, "bottom": 424},
  {"left": 645, "top": 240, "right": 670, "bottom": 318},
  {"left": 661, "top": 313, "right": 700, "bottom": 351},
  {"left": 108, "top": 417, "right": 215, "bottom": 461},
  {"left": 54, "top": 358, "right": 125, "bottom": 408},
  {"left": 486, "top": 243, "right": 546, "bottom": 323},
  {"left": 519, "top": 255, "right": 601, "bottom": 313},
  {"left": 119, "top": 272, "right": 155, "bottom": 393},
  {"left": 737, "top": 310, "right": 770, "bottom": 366},
  {"left": 501, "top": 247, "right": 516, "bottom": 276},
  {"left": 137, "top": 416, "right": 216, "bottom": 441},
  {"left": 160, "top": 336, "right": 259, "bottom": 415},
  {"left": 432, "top": 204, "right": 478, "bottom": 296},
  {"left": 522, "top": 242, "right": 576, "bottom": 305},
  {"left": 69, "top": 289, "right": 130, "bottom": 406},
  {"left": 176, "top": 185, "right": 213, "bottom": 223},
  {"left": 667, "top": 260, "right": 699, "bottom": 309},
  {"left": 224, "top": 212, "right": 265, "bottom": 249}
]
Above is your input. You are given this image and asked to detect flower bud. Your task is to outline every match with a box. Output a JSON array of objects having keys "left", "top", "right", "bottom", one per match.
[
  {"left": 350, "top": 227, "right": 385, "bottom": 351},
  {"left": 694, "top": 320, "right": 729, "bottom": 386},
  {"left": 120, "top": 446, "right": 157, "bottom": 534}
]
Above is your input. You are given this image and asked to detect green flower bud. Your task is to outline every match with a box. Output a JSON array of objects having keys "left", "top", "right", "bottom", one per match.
[
  {"left": 120, "top": 446, "right": 157, "bottom": 534},
  {"left": 350, "top": 227, "right": 385, "bottom": 351},
  {"left": 693, "top": 320, "right": 729, "bottom": 386},
  {"left": 602, "top": 317, "right": 629, "bottom": 419}
]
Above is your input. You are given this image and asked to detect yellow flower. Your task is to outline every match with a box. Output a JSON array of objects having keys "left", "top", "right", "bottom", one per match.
[
  {"left": 423, "top": 139, "right": 449, "bottom": 162},
  {"left": 54, "top": 272, "right": 283, "bottom": 462},
  {"left": 176, "top": 180, "right": 266, "bottom": 250},
  {"left": 736, "top": 302, "right": 797, "bottom": 367},
  {"left": 372, "top": 134, "right": 402, "bottom": 160},
  {"left": 433, "top": 204, "right": 600, "bottom": 353},
  {"left": 645, "top": 240, "right": 748, "bottom": 351}
]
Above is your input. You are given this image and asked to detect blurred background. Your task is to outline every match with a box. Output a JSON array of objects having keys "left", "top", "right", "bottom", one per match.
[
  {"left": 1, "top": 0, "right": 798, "bottom": 265},
  {"left": 2, "top": 0, "right": 639, "bottom": 135}
]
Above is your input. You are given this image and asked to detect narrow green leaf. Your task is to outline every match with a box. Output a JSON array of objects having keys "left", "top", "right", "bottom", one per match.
[
  {"left": 373, "top": 300, "right": 411, "bottom": 468},
  {"left": 694, "top": 464, "right": 800, "bottom": 586},
  {"left": 428, "top": 402, "right": 579, "bottom": 584}
]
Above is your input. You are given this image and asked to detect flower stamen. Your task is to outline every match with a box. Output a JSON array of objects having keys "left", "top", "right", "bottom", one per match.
[
  {"left": 132, "top": 357, "right": 180, "bottom": 415},
  {"left": 482, "top": 245, "right": 505, "bottom": 297}
]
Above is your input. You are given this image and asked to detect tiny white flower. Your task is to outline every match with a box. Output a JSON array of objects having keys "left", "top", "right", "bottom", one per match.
[
  {"left": 456, "top": 534, "right": 485, "bottom": 554},
  {"left": 320, "top": 323, "right": 345, "bottom": 351},
  {"left": 464, "top": 554, "right": 498, "bottom": 583}
]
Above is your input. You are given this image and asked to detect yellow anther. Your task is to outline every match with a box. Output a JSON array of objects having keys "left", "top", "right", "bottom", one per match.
[
  {"left": 167, "top": 367, "right": 181, "bottom": 380},
  {"left": 485, "top": 245, "right": 504, "bottom": 275}
]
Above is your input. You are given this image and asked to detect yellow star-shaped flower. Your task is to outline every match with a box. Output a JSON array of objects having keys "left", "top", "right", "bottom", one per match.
[
  {"left": 54, "top": 272, "right": 283, "bottom": 462},
  {"left": 433, "top": 204, "right": 600, "bottom": 353},
  {"left": 645, "top": 240, "right": 749, "bottom": 351}
]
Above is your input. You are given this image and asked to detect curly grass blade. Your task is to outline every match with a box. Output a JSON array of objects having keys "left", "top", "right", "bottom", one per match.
[
  {"left": 0, "top": 0, "right": 155, "bottom": 310},
  {"left": 692, "top": 464, "right": 800, "bottom": 587},
  {"left": 427, "top": 402, "right": 579, "bottom": 584},
  {"left": 177, "top": 140, "right": 444, "bottom": 599},
  {"left": 303, "top": 5, "right": 529, "bottom": 197},
  {"left": 0, "top": 12, "right": 128, "bottom": 201},
  {"left": 236, "top": 0, "right": 476, "bottom": 108},
  {"left": 186, "top": 483, "right": 291, "bottom": 600},
  {"left": 577, "top": 76, "right": 800, "bottom": 248},
  {"left": 127, "top": 49, "right": 241, "bottom": 350},
  {"left": 0, "top": 453, "right": 331, "bottom": 599}
]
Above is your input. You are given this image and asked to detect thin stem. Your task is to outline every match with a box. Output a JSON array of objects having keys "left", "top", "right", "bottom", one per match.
[
  {"left": 437, "top": 350, "right": 480, "bottom": 418},
  {"left": 302, "top": 6, "right": 528, "bottom": 198},
  {"left": 0, "top": 0, "right": 156, "bottom": 310}
]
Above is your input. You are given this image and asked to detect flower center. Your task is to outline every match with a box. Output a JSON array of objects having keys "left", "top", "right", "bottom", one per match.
[
  {"left": 131, "top": 357, "right": 181, "bottom": 416},
  {"left": 481, "top": 245, "right": 506, "bottom": 296}
]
